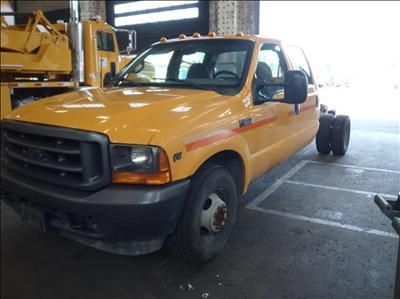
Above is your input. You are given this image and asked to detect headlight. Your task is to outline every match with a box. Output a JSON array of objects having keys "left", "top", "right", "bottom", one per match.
[
  {"left": 110, "top": 145, "right": 170, "bottom": 185},
  {"left": 129, "top": 147, "right": 154, "bottom": 171}
]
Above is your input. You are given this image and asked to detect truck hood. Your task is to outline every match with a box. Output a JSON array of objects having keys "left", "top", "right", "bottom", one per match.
[{"left": 5, "top": 87, "right": 223, "bottom": 144}]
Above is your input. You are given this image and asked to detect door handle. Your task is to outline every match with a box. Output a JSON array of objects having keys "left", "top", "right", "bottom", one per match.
[{"left": 239, "top": 118, "right": 252, "bottom": 127}]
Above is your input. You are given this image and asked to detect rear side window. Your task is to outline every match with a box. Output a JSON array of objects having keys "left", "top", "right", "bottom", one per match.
[
  {"left": 286, "top": 46, "right": 313, "bottom": 83},
  {"left": 97, "top": 31, "right": 115, "bottom": 52}
]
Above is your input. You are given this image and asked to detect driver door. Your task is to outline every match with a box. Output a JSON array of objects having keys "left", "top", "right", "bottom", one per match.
[
  {"left": 246, "top": 43, "right": 292, "bottom": 179},
  {"left": 96, "top": 30, "right": 119, "bottom": 87}
]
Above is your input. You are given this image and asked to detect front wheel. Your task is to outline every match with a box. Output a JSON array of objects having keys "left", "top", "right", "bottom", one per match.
[{"left": 168, "top": 163, "right": 238, "bottom": 264}]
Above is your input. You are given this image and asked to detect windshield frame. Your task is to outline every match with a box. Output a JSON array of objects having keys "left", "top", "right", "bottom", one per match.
[{"left": 112, "top": 39, "right": 255, "bottom": 95}]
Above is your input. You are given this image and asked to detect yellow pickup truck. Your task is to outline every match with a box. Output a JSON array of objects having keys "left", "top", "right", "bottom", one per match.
[{"left": 0, "top": 33, "right": 350, "bottom": 263}]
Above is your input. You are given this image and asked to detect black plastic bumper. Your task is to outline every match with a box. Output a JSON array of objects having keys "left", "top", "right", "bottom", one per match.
[{"left": 1, "top": 167, "right": 190, "bottom": 255}]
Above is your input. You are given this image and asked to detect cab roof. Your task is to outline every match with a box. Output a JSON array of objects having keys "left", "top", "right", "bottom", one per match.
[{"left": 153, "top": 32, "right": 282, "bottom": 46}]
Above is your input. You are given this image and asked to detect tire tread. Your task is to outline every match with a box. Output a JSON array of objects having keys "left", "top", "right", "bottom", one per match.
[
  {"left": 331, "top": 115, "right": 351, "bottom": 155},
  {"left": 316, "top": 113, "right": 335, "bottom": 154}
]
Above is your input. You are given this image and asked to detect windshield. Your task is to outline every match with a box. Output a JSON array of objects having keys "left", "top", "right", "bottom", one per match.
[{"left": 113, "top": 39, "right": 254, "bottom": 94}]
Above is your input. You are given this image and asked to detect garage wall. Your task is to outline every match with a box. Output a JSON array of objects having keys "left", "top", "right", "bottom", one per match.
[
  {"left": 106, "top": 0, "right": 209, "bottom": 51},
  {"left": 28, "top": 0, "right": 261, "bottom": 50},
  {"left": 12, "top": 0, "right": 107, "bottom": 24},
  {"left": 79, "top": 1, "right": 106, "bottom": 21},
  {"left": 14, "top": 0, "right": 69, "bottom": 13},
  {"left": 13, "top": 0, "right": 70, "bottom": 23},
  {"left": 79, "top": 0, "right": 259, "bottom": 50},
  {"left": 209, "top": 1, "right": 259, "bottom": 35}
]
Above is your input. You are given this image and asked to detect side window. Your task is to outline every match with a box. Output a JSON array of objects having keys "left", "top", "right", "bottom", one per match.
[
  {"left": 286, "top": 46, "right": 313, "bottom": 83},
  {"left": 97, "top": 31, "right": 115, "bottom": 52},
  {"left": 256, "top": 44, "right": 287, "bottom": 83},
  {"left": 178, "top": 52, "right": 206, "bottom": 79}
]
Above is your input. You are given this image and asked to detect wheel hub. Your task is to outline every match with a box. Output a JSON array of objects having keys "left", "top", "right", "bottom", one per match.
[{"left": 200, "top": 193, "right": 228, "bottom": 233}]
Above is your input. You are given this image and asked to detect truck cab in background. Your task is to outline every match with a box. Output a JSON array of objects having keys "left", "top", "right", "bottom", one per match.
[{"left": 0, "top": 10, "right": 136, "bottom": 118}]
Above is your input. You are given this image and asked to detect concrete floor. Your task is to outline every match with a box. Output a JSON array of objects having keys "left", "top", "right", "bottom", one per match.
[{"left": 1, "top": 89, "right": 400, "bottom": 299}]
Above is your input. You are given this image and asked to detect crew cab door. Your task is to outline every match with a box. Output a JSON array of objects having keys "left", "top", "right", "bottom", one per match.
[
  {"left": 285, "top": 45, "right": 319, "bottom": 114},
  {"left": 284, "top": 45, "right": 320, "bottom": 150}
]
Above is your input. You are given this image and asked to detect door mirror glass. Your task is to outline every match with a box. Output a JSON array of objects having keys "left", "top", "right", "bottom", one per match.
[{"left": 283, "top": 70, "right": 308, "bottom": 104}]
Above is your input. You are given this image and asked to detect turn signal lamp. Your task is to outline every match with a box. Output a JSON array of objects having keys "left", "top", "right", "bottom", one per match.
[{"left": 112, "top": 149, "right": 171, "bottom": 185}]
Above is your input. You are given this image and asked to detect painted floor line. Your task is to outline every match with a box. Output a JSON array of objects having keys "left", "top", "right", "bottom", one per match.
[
  {"left": 352, "top": 128, "right": 400, "bottom": 135},
  {"left": 248, "top": 205, "right": 398, "bottom": 239},
  {"left": 246, "top": 160, "right": 307, "bottom": 209},
  {"left": 304, "top": 160, "right": 400, "bottom": 174},
  {"left": 285, "top": 180, "right": 398, "bottom": 199}
]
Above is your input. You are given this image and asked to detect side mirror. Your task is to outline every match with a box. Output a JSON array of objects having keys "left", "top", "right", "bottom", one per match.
[
  {"left": 254, "top": 70, "right": 308, "bottom": 105},
  {"left": 125, "top": 46, "right": 134, "bottom": 55},
  {"left": 114, "top": 28, "right": 137, "bottom": 55},
  {"left": 284, "top": 70, "right": 308, "bottom": 104}
]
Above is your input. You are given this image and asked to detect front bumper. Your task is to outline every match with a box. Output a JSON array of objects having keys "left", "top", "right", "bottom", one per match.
[{"left": 1, "top": 167, "right": 190, "bottom": 255}]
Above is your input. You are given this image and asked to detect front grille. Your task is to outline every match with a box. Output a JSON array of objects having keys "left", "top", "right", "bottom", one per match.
[{"left": 1, "top": 120, "right": 110, "bottom": 191}]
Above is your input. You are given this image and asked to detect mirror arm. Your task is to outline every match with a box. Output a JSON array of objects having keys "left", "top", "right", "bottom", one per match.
[
  {"left": 254, "top": 90, "right": 283, "bottom": 104},
  {"left": 264, "top": 83, "right": 288, "bottom": 87},
  {"left": 264, "top": 99, "right": 284, "bottom": 103},
  {"left": 254, "top": 78, "right": 288, "bottom": 88},
  {"left": 253, "top": 79, "right": 292, "bottom": 104}
]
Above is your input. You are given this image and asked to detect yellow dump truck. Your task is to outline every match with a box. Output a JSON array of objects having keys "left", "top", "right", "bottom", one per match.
[
  {"left": 0, "top": 10, "right": 136, "bottom": 118},
  {"left": 0, "top": 33, "right": 350, "bottom": 263}
]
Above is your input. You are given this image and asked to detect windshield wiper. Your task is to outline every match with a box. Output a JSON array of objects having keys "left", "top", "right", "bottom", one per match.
[
  {"left": 110, "top": 77, "right": 215, "bottom": 91},
  {"left": 107, "top": 75, "right": 147, "bottom": 87},
  {"left": 153, "top": 78, "right": 215, "bottom": 91},
  {"left": 116, "top": 78, "right": 148, "bottom": 87}
]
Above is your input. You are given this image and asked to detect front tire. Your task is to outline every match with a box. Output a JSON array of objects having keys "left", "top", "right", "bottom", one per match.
[{"left": 168, "top": 163, "right": 238, "bottom": 264}]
